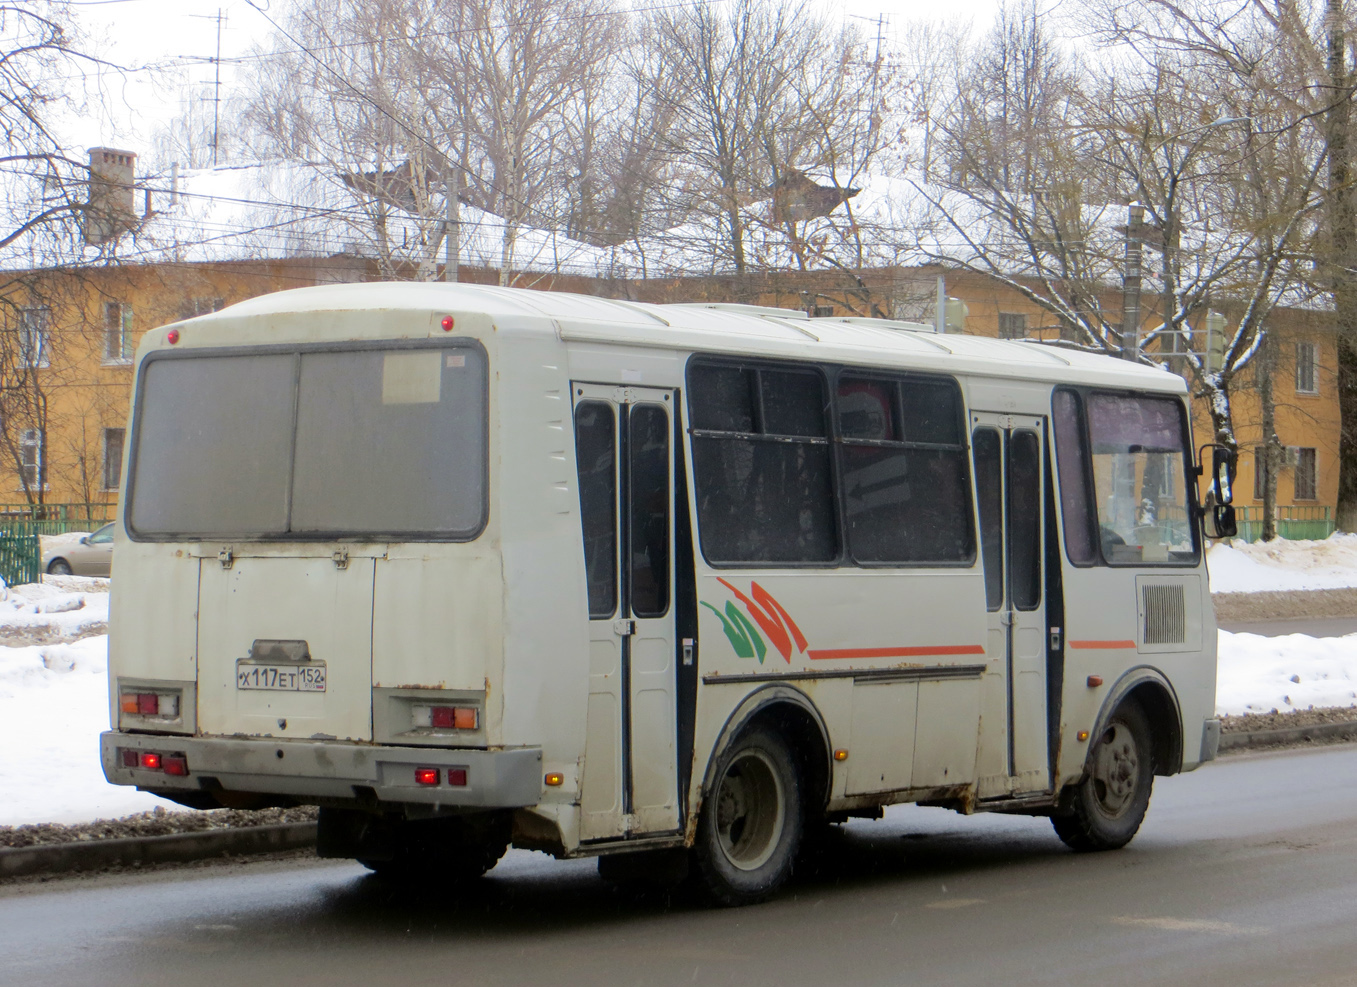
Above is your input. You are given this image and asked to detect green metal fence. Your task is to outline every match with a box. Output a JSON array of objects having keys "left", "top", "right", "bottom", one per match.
[
  {"left": 0, "top": 503, "right": 115, "bottom": 538},
  {"left": 1232, "top": 505, "right": 1335, "bottom": 543},
  {"left": 0, "top": 532, "right": 40, "bottom": 586}
]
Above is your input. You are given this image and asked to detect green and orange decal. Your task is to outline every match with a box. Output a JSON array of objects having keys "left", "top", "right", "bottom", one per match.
[{"left": 700, "top": 579, "right": 984, "bottom": 663}]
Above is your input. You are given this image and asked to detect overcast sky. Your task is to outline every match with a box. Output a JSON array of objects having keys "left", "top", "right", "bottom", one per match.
[{"left": 68, "top": 0, "right": 1008, "bottom": 158}]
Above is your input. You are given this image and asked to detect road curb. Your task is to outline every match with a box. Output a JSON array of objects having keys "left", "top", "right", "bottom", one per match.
[
  {"left": 0, "top": 821, "right": 317, "bottom": 879},
  {"left": 7, "top": 719, "right": 1357, "bottom": 880},
  {"left": 1220, "top": 718, "right": 1357, "bottom": 752}
]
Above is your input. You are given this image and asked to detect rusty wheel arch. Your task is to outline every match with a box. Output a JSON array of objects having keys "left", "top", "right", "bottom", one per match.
[
  {"left": 1089, "top": 667, "right": 1184, "bottom": 777},
  {"left": 699, "top": 685, "right": 833, "bottom": 822}
]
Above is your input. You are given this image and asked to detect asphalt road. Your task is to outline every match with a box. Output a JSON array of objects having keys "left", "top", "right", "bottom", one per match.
[{"left": 4, "top": 744, "right": 1357, "bottom": 987}]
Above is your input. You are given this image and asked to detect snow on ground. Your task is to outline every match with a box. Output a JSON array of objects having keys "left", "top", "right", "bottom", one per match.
[
  {"left": 0, "top": 581, "right": 176, "bottom": 826},
  {"left": 1217, "top": 630, "right": 1357, "bottom": 715},
  {"left": 1208, "top": 533, "right": 1357, "bottom": 593}
]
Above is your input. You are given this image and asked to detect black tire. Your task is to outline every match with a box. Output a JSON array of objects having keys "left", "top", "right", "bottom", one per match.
[
  {"left": 693, "top": 727, "right": 802, "bottom": 906},
  {"left": 47, "top": 558, "right": 72, "bottom": 576},
  {"left": 1052, "top": 701, "right": 1155, "bottom": 852}
]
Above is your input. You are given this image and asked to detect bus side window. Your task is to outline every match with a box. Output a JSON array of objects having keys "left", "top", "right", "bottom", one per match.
[
  {"left": 1051, "top": 389, "right": 1096, "bottom": 565},
  {"left": 688, "top": 363, "right": 837, "bottom": 564},
  {"left": 837, "top": 375, "right": 973, "bottom": 565},
  {"left": 575, "top": 401, "right": 618, "bottom": 618}
]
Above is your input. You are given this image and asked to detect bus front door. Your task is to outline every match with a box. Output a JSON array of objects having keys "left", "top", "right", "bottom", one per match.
[
  {"left": 971, "top": 413, "right": 1050, "bottom": 798},
  {"left": 573, "top": 384, "right": 681, "bottom": 841}
]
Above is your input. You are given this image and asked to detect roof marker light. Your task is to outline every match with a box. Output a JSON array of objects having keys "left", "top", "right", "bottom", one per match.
[
  {"left": 167, "top": 328, "right": 180, "bottom": 344},
  {"left": 441, "top": 316, "right": 455, "bottom": 332}
]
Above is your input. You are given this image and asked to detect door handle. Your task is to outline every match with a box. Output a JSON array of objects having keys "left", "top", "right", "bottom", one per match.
[
  {"left": 613, "top": 618, "right": 635, "bottom": 637},
  {"left": 1000, "top": 611, "right": 1014, "bottom": 627},
  {"left": 1050, "top": 626, "right": 1062, "bottom": 651},
  {"left": 682, "top": 638, "right": 695, "bottom": 666}
]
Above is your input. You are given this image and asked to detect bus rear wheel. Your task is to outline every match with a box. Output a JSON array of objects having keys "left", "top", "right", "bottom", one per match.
[
  {"left": 693, "top": 727, "right": 802, "bottom": 906},
  {"left": 1052, "top": 701, "right": 1154, "bottom": 852}
]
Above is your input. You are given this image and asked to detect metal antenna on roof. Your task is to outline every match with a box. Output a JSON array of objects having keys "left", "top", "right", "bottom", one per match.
[{"left": 190, "top": 10, "right": 227, "bottom": 167}]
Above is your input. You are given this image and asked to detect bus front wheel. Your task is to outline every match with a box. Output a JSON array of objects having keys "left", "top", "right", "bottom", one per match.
[
  {"left": 1052, "top": 701, "right": 1154, "bottom": 852},
  {"left": 693, "top": 727, "right": 802, "bottom": 906}
]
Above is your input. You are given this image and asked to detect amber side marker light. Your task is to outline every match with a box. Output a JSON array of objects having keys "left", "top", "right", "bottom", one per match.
[
  {"left": 1077, "top": 731, "right": 1090, "bottom": 742},
  {"left": 544, "top": 772, "right": 564, "bottom": 787},
  {"left": 1087, "top": 675, "right": 1104, "bottom": 688},
  {"left": 833, "top": 749, "right": 849, "bottom": 762}
]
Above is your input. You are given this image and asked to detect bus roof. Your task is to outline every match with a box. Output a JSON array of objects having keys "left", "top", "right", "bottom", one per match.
[{"left": 202, "top": 282, "right": 1187, "bottom": 394}]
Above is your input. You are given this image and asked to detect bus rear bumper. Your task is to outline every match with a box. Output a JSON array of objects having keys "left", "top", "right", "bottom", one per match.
[{"left": 100, "top": 731, "right": 544, "bottom": 809}]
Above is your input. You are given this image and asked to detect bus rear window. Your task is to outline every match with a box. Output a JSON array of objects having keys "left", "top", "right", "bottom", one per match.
[
  {"left": 128, "top": 344, "right": 487, "bottom": 540},
  {"left": 1086, "top": 393, "right": 1197, "bottom": 565}
]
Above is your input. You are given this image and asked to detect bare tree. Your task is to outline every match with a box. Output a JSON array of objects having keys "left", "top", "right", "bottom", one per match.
[
  {"left": 906, "top": 3, "right": 1323, "bottom": 454},
  {"left": 1087, "top": 0, "right": 1357, "bottom": 527}
]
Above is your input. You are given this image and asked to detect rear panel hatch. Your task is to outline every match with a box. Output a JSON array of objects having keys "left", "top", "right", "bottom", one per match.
[{"left": 196, "top": 548, "right": 375, "bottom": 741}]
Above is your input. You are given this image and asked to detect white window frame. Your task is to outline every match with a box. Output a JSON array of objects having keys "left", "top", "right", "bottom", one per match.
[
  {"left": 998, "top": 312, "right": 1028, "bottom": 339},
  {"left": 104, "top": 302, "right": 133, "bottom": 365},
  {"left": 102, "top": 426, "right": 125, "bottom": 491},
  {"left": 1294, "top": 447, "right": 1317, "bottom": 501},
  {"left": 1296, "top": 341, "right": 1319, "bottom": 395},
  {"left": 19, "top": 427, "right": 43, "bottom": 492},
  {"left": 18, "top": 307, "right": 50, "bottom": 369}
]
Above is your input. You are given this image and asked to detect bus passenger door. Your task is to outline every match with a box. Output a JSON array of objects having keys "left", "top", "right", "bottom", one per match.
[
  {"left": 573, "top": 384, "right": 681, "bottom": 841},
  {"left": 971, "top": 413, "right": 1050, "bottom": 798}
]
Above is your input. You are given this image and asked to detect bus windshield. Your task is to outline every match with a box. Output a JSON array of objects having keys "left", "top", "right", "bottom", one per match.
[
  {"left": 1086, "top": 393, "right": 1197, "bottom": 565},
  {"left": 127, "top": 344, "right": 487, "bottom": 540}
]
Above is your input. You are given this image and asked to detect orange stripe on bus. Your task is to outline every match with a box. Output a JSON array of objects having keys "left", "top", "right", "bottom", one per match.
[
  {"left": 1069, "top": 640, "right": 1137, "bottom": 650},
  {"left": 807, "top": 645, "right": 986, "bottom": 661}
]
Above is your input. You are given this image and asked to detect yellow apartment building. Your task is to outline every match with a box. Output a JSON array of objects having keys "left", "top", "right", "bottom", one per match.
[{"left": 1, "top": 257, "right": 1342, "bottom": 538}]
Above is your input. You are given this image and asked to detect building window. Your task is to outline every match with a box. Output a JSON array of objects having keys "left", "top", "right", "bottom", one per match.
[
  {"left": 20, "top": 428, "right": 42, "bottom": 491},
  {"left": 18, "top": 307, "right": 49, "bottom": 368},
  {"left": 1294, "top": 447, "right": 1317, "bottom": 501},
  {"left": 998, "top": 312, "right": 1028, "bottom": 339},
  {"left": 1296, "top": 342, "right": 1319, "bottom": 394},
  {"left": 104, "top": 302, "right": 132, "bottom": 363},
  {"left": 181, "top": 297, "right": 224, "bottom": 320},
  {"left": 103, "top": 427, "right": 125, "bottom": 490}
]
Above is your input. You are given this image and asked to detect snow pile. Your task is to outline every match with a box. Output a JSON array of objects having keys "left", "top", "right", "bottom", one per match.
[
  {"left": 0, "top": 640, "right": 174, "bottom": 826},
  {"left": 1216, "top": 630, "right": 1357, "bottom": 715},
  {"left": 1208, "top": 534, "right": 1357, "bottom": 593},
  {"left": 0, "top": 580, "right": 109, "bottom": 647}
]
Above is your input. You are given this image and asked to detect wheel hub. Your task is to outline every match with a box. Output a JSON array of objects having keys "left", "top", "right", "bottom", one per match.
[{"left": 1091, "top": 722, "right": 1140, "bottom": 817}]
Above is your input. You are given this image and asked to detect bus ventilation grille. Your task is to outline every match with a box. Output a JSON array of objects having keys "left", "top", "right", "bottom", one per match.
[{"left": 1142, "top": 584, "right": 1186, "bottom": 645}]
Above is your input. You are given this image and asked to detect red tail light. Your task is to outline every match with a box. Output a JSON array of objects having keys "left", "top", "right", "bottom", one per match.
[
  {"left": 162, "top": 755, "right": 189, "bottom": 777},
  {"left": 139, "top": 752, "right": 162, "bottom": 770},
  {"left": 447, "top": 768, "right": 468, "bottom": 787},
  {"left": 414, "top": 768, "right": 439, "bottom": 786}
]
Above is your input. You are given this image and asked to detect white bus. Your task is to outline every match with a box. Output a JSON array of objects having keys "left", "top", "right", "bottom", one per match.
[{"left": 101, "top": 284, "right": 1233, "bottom": 905}]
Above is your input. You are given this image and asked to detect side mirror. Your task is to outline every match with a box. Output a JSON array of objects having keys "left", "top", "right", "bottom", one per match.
[
  {"left": 1211, "top": 446, "right": 1236, "bottom": 505},
  {"left": 1203, "top": 503, "right": 1237, "bottom": 540},
  {"left": 79, "top": 536, "right": 89, "bottom": 545}
]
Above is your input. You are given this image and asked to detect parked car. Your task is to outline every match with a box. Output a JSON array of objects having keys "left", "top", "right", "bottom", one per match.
[{"left": 44, "top": 523, "right": 114, "bottom": 577}]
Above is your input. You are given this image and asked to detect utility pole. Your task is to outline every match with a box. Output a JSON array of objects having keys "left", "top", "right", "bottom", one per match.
[
  {"left": 1121, "top": 202, "right": 1145, "bottom": 360},
  {"left": 1260, "top": 327, "right": 1279, "bottom": 541},
  {"left": 188, "top": 9, "right": 226, "bottom": 167}
]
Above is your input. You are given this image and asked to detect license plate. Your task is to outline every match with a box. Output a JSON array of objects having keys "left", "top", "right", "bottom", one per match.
[{"left": 236, "top": 661, "right": 326, "bottom": 692}]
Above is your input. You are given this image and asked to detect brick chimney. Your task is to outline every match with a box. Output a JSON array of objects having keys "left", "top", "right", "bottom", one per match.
[{"left": 85, "top": 147, "right": 137, "bottom": 246}]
